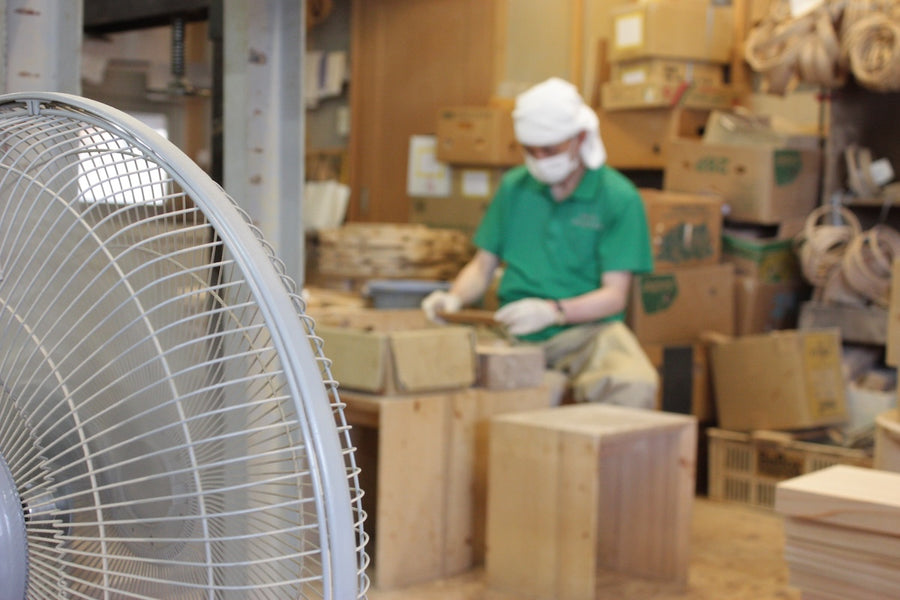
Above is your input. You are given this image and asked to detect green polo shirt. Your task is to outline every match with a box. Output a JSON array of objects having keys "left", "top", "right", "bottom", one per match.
[{"left": 474, "top": 164, "right": 653, "bottom": 341}]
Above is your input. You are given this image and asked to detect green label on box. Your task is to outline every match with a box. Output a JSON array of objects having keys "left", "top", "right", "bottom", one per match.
[
  {"left": 656, "top": 223, "right": 714, "bottom": 264},
  {"left": 694, "top": 155, "right": 729, "bottom": 175},
  {"left": 640, "top": 273, "right": 678, "bottom": 314},
  {"left": 773, "top": 150, "right": 803, "bottom": 186}
]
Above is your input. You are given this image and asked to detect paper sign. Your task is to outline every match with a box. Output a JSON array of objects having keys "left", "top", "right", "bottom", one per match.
[
  {"left": 407, "top": 135, "right": 450, "bottom": 197},
  {"left": 460, "top": 170, "right": 492, "bottom": 198}
]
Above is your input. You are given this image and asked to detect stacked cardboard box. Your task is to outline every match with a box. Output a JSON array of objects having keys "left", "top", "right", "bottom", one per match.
[
  {"left": 722, "top": 227, "right": 806, "bottom": 335},
  {"left": 599, "top": 0, "right": 735, "bottom": 169},
  {"left": 630, "top": 189, "right": 730, "bottom": 421},
  {"left": 407, "top": 108, "right": 518, "bottom": 236},
  {"left": 603, "top": 0, "right": 735, "bottom": 112},
  {"left": 663, "top": 110, "right": 822, "bottom": 225}
]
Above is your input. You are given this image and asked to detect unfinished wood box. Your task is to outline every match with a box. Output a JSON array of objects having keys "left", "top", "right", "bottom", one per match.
[
  {"left": 343, "top": 382, "right": 556, "bottom": 590},
  {"left": 486, "top": 404, "right": 697, "bottom": 600}
]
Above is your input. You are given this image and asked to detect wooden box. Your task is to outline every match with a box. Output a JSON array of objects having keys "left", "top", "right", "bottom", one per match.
[
  {"left": 345, "top": 383, "right": 556, "bottom": 590},
  {"left": 314, "top": 309, "right": 476, "bottom": 394},
  {"left": 486, "top": 404, "right": 697, "bottom": 599}
]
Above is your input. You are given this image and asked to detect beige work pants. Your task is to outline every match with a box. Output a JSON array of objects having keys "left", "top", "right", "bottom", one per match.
[{"left": 539, "top": 321, "right": 659, "bottom": 409}]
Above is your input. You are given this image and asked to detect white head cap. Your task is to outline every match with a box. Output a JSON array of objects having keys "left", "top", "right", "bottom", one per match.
[{"left": 512, "top": 77, "right": 607, "bottom": 169}]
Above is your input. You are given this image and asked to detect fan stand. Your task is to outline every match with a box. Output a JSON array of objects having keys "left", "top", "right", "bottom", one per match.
[{"left": 0, "top": 452, "right": 27, "bottom": 600}]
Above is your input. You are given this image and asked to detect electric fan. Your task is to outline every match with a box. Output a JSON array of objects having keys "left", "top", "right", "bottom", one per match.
[{"left": 0, "top": 92, "right": 368, "bottom": 599}]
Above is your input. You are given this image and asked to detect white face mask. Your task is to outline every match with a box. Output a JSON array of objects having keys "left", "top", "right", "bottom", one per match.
[{"left": 524, "top": 149, "right": 580, "bottom": 184}]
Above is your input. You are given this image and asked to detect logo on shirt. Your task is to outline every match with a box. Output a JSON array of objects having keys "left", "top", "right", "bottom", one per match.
[{"left": 570, "top": 212, "right": 603, "bottom": 230}]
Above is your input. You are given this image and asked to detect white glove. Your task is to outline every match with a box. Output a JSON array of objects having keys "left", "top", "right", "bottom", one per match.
[
  {"left": 421, "top": 290, "right": 462, "bottom": 323},
  {"left": 494, "top": 298, "right": 560, "bottom": 336}
]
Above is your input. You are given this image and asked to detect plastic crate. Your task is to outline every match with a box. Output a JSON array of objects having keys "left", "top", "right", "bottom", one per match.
[{"left": 707, "top": 427, "right": 873, "bottom": 509}]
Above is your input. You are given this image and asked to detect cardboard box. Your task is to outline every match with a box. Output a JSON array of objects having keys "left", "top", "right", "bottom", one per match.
[
  {"left": 722, "top": 231, "right": 801, "bottom": 283},
  {"left": 436, "top": 106, "right": 521, "bottom": 166},
  {"left": 409, "top": 166, "right": 506, "bottom": 236},
  {"left": 629, "top": 262, "right": 735, "bottom": 344},
  {"left": 610, "top": 0, "right": 735, "bottom": 63},
  {"left": 313, "top": 309, "right": 476, "bottom": 394},
  {"left": 601, "top": 81, "right": 735, "bottom": 112},
  {"left": 734, "top": 275, "right": 804, "bottom": 335},
  {"left": 641, "top": 188, "right": 724, "bottom": 271},
  {"left": 409, "top": 196, "right": 489, "bottom": 238},
  {"left": 598, "top": 106, "right": 710, "bottom": 170},
  {"left": 663, "top": 117, "right": 822, "bottom": 224},
  {"left": 610, "top": 57, "right": 725, "bottom": 86},
  {"left": 710, "top": 329, "right": 848, "bottom": 431}
]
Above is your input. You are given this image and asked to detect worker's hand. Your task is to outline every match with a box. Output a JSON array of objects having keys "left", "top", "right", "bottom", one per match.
[
  {"left": 494, "top": 298, "right": 560, "bottom": 336},
  {"left": 421, "top": 290, "right": 462, "bottom": 323}
]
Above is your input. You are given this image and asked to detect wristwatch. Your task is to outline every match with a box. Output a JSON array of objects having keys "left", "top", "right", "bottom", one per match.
[{"left": 553, "top": 299, "right": 566, "bottom": 326}]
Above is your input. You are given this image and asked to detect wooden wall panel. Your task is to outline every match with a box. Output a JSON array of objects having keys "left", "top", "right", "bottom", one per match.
[{"left": 348, "top": 0, "right": 497, "bottom": 223}]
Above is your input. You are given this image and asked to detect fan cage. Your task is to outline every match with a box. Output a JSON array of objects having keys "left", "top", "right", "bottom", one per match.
[{"left": 0, "top": 93, "right": 369, "bottom": 599}]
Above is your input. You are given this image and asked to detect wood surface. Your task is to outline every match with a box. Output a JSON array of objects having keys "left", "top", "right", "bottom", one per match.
[
  {"left": 486, "top": 405, "right": 697, "bottom": 599},
  {"left": 342, "top": 383, "right": 557, "bottom": 591},
  {"left": 367, "top": 497, "right": 802, "bottom": 600}
]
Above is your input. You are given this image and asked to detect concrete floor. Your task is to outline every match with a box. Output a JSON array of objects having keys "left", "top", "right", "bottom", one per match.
[{"left": 367, "top": 497, "right": 802, "bottom": 600}]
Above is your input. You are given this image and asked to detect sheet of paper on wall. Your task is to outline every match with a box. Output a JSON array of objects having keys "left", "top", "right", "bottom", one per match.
[
  {"left": 302, "top": 180, "right": 350, "bottom": 231},
  {"left": 407, "top": 135, "right": 451, "bottom": 197}
]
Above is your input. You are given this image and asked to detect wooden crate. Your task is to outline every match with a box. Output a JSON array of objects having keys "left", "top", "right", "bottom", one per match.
[
  {"left": 707, "top": 428, "right": 873, "bottom": 510},
  {"left": 344, "top": 383, "right": 556, "bottom": 590},
  {"left": 486, "top": 405, "right": 697, "bottom": 599}
]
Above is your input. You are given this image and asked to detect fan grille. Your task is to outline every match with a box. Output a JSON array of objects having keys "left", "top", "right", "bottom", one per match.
[{"left": 0, "top": 94, "right": 368, "bottom": 598}]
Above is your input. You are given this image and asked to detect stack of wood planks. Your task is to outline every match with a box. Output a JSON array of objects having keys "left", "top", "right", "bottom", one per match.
[
  {"left": 315, "top": 222, "right": 472, "bottom": 280},
  {"left": 775, "top": 464, "right": 900, "bottom": 600}
]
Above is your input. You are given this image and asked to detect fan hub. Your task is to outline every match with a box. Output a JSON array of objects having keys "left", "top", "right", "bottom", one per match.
[{"left": 0, "top": 451, "right": 27, "bottom": 600}]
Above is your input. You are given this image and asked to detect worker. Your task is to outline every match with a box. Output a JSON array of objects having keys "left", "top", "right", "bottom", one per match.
[{"left": 421, "top": 77, "right": 658, "bottom": 408}]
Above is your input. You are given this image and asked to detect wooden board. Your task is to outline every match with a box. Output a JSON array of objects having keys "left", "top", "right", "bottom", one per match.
[{"left": 775, "top": 464, "right": 900, "bottom": 536}]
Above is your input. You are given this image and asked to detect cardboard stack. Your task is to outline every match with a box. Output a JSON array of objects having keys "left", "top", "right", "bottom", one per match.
[
  {"left": 663, "top": 110, "right": 821, "bottom": 225},
  {"left": 599, "top": 0, "right": 735, "bottom": 169},
  {"left": 629, "top": 188, "right": 730, "bottom": 422},
  {"left": 722, "top": 226, "right": 805, "bottom": 335},
  {"left": 775, "top": 465, "right": 900, "bottom": 600}
]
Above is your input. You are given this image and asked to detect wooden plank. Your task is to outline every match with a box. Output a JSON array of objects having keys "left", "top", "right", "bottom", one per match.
[
  {"left": 486, "top": 418, "right": 560, "bottom": 598},
  {"left": 442, "top": 389, "right": 479, "bottom": 576},
  {"left": 783, "top": 516, "right": 900, "bottom": 559},
  {"left": 438, "top": 308, "right": 499, "bottom": 326},
  {"left": 557, "top": 429, "right": 601, "bottom": 600},
  {"left": 472, "top": 384, "right": 557, "bottom": 564},
  {"left": 373, "top": 393, "right": 450, "bottom": 589},
  {"left": 775, "top": 465, "right": 900, "bottom": 536}
]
